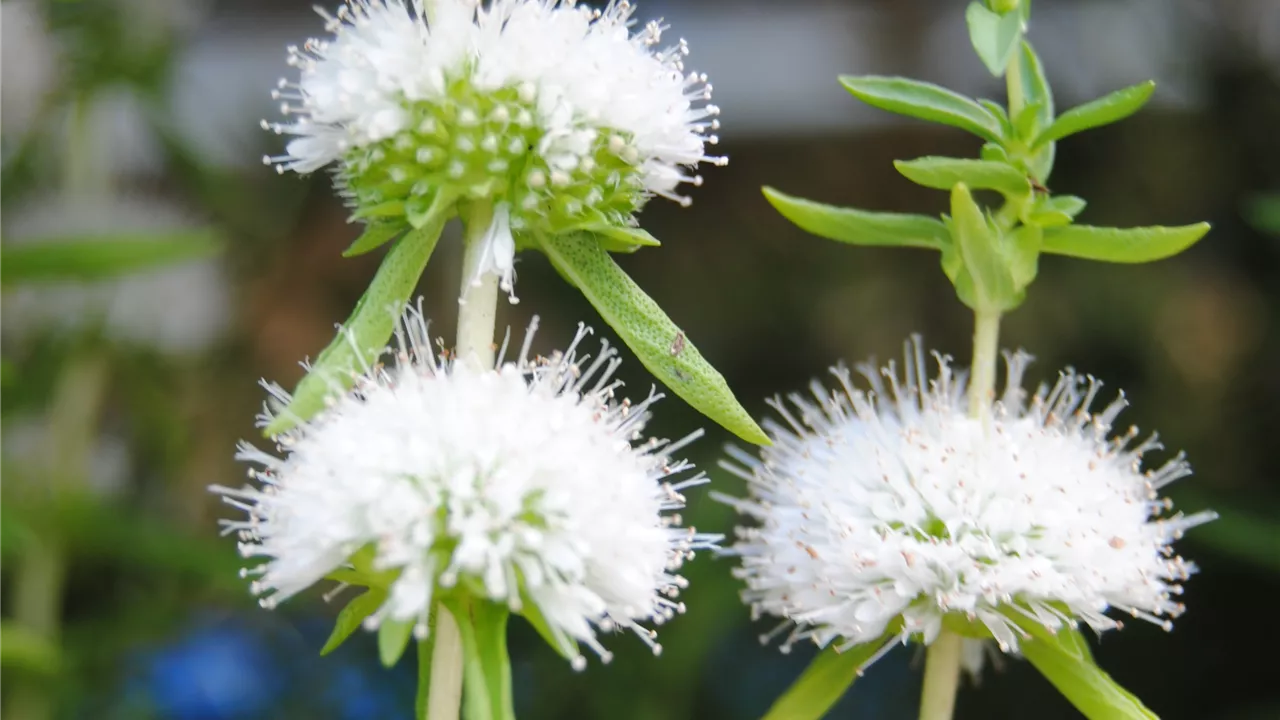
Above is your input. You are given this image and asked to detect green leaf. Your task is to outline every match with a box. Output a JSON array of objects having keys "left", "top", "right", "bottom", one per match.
[
  {"left": 763, "top": 187, "right": 948, "bottom": 250},
  {"left": 452, "top": 599, "right": 515, "bottom": 720},
  {"left": 405, "top": 188, "right": 458, "bottom": 231},
  {"left": 1041, "top": 223, "right": 1209, "bottom": 263},
  {"left": 762, "top": 638, "right": 892, "bottom": 720},
  {"left": 947, "top": 183, "right": 1015, "bottom": 311},
  {"left": 0, "top": 621, "right": 61, "bottom": 676},
  {"left": 1022, "top": 195, "right": 1086, "bottom": 228},
  {"left": 321, "top": 589, "right": 387, "bottom": 656},
  {"left": 1044, "top": 195, "right": 1087, "bottom": 218},
  {"left": 518, "top": 588, "right": 579, "bottom": 662},
  {"left": 840, "top": 75, "right": 1004, "bottom": 142},
  {"left": 1017, "top": 41, "right": 1055, "bottom": 129},
  {"left": 378, "top": 617, "right": 416, "bottom": 667},
  {"left": 570, "top": 223, "right": 662, "bottom": 254},
  {"left": 1017, "top": 622, "right": 1158, "bottom": 719},
  {"left": 1, "top": 230, "right": 221, "bottom": 284},
  {"left": 343, "top": 222, "right": 407, "bottom": 258},
  {"left": 1008, "top": 223, "right": 1041, "bottom": 290},
  {"left": 966, "top": 2, "right": 1024, "bottom": 77},
  {"left": 537, "top": 232, "right": 769, "bottom": 445},
  {"left": 894, "top": 157, "right": 1030, "bottom": 198},
  {"left": 264, "top": 221, "right": 445, "bottom": 436},
  {"left": 1034, "top": 81, "right": 1156, "bottom": 147},
  {"left": 980, "top": 143, "right": 1010, "bottom": 163}
]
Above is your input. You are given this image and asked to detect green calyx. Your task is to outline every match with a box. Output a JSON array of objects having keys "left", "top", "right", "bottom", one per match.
[{"left": 341, "top": 76, "right": 650, "bottom": 249}]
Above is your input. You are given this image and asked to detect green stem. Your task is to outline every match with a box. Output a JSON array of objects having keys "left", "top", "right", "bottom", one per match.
[
  {"left": 420, "top": 201, "right": 500, "bottom": 720},
  {"left": 63, "top": 96, "right": 98, "bottom": 194},
  {"left": 918, "top": 631, "right": 965, "bottom": 720},
  {"left": 1005, "top": 41, "right": 1026, "bottom": 121},
  {"left": 918, "top": 308, "right": 1002, "bottom": 720},
  {"left": 455, "top": 201, "right": 499, "bottom": 368},
  {"left": 968, "top": 309, "right": 1002, "bottom": 422},
  {"left": 8, "top": 355, "right": 110, "bottom": 720},
  {"left": 426, "top": 607, "right": 465, "bottom": 720}
]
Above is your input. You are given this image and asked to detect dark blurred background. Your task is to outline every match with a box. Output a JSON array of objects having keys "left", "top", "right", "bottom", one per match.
[{"left": 2, "top": 0, "right": 1278, "bottom": 718}]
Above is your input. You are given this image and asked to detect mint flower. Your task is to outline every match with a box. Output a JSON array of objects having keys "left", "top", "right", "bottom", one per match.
[
  {"left": 718, "top": 339, "right": 1214, "bottom": 668},
  {"left": 262, "top": 0, "right": 722, "bottom": 297},
  {"left": 214, "top": 304, "right": 714, "bottom": 668}
]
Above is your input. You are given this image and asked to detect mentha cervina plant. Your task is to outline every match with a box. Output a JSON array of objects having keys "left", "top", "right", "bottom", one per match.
[
  {"left": 720, "top": 1, "right": 1214, "bottom": 719},
  {"left": 259, "top": 0, "right": 766, "bottom": 446}
]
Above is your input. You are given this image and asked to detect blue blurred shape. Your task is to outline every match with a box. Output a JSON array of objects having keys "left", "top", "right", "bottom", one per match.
[{"left": 141, "top": 621, "right": 278, "bottom": 720}]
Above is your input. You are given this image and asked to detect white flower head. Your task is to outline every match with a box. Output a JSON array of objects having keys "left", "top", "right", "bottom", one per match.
[
  {"left": 213, "top": 304, "right": 715, "bottom": 668},
  {"left": 1, "top": 194, "right": 232, "bottom": 355},
  {"left": 263, "top": 0, "right": 722, "bottom": 296},
  {"left": 717, "top": 338, "right": 1215, "bottom": 671}
]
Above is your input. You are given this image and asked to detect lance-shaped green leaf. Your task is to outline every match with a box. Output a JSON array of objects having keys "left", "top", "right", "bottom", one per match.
[
  {"left": 264, "top": 221, "right": 446, "bottom": 436},
  {"left": 378, "top": 617, "right": 416, "bottom": 667},
  {"left": 840, "top": 75, "right": 1004, "bottom": 142},
  {"left": 894, "top": 157, "right": 1031, "bottom": 198},
  {"left": 2, "top": 230, "right": 221, "bottom": 284},
  {"left": 946, "top": 183, "right": 1016, "bottom": 311},
  {"left": 343, "top": 222, "right": 408, "bottom": 258},
  {"left": 966, "top": 1, "right": 1024, "bottom": 77},
  {"left": 1017, "top": 41, "right": 1055, "bottom": 130},
  {"left": 538, "top": 232, "right": 769, "bottom": 445},
  {"left": 763, "top": 187, "right": 948, "bottom": 250},
  {"left": 762, "top": 638, "right": 893, "bottom": 720},
  {"left": 346, "top": 190, "right": 455, "bottom": 257},
  {"left": 452, "top": 598, "right": 515, "bottom": 720},
  {"left": 568, "top": 222, "right": 662, "bottom": 254},
  {"left": 1041, "top": 223, "right": 1209, "bottom": 263},
  {"left": 1016, "top": 621, "right": 1158, "bottom": 720},
  {"left": 1034, "top": 81, "right": 1156, "bottom": 147},
  {"left": 321, "top": 588, "right": 388, "bottom": 656}
]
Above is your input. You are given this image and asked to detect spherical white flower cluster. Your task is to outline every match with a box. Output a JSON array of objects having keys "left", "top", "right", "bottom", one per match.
[
  {"left": 214, "top": 305, "right": 714, "bottom": 668},
  {"left": 264, "top": 0, "right": 721, "bottom": 288},
  {"left": 717, "top": 339, "right": 1214, "bottom": 670},
  {"left": 1, "top": 194, "right": 232, "bottom": 355}
]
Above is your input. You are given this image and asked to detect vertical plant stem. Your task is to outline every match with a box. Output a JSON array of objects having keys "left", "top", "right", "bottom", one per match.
[
  {"left": 420, "top": 201, "right": 498, "bottom": 720},
  {"left": 63, "top": 97, "right": 98, "bottom": 194},
  {"left": 8, "top": 355, "right": 110, "bottom": 720},
  {"left": 967, "top": 309, "right": 1002, "bottom": 422},
  {"left": 455, "top": 201, "right": 499, "bottom": 367},
  {"left": 918, "top": 308, "right": 1002, "bottom": 720},
  {"left": 918, "top": 631, "right": 965, "bottom": 720},
  {"left": 1005, "top": 42, "right": 1026, "bottom": 122}
]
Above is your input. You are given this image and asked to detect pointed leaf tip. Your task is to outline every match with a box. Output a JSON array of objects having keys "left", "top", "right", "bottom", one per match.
[
  {"left": 762, "top": 186, "right": 948, "bottom": 250},
  {"left": 1035, "top": 80, "right": 1156, "bottom": 147},
  {"left": 537, "top": 232, "right": 769, "bottom": 445},
  {"left": 839, "top": 75, "right": 1005, "bottom": 141},
  {"left": 263, "top": 222, "right": 446, "bottom": 436},
  {"left": 321, "top": 589, "right": 387, "bottom": 656},
  {"left": 1041, "top": 222, "right": 1208, "bottom": 263}
]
